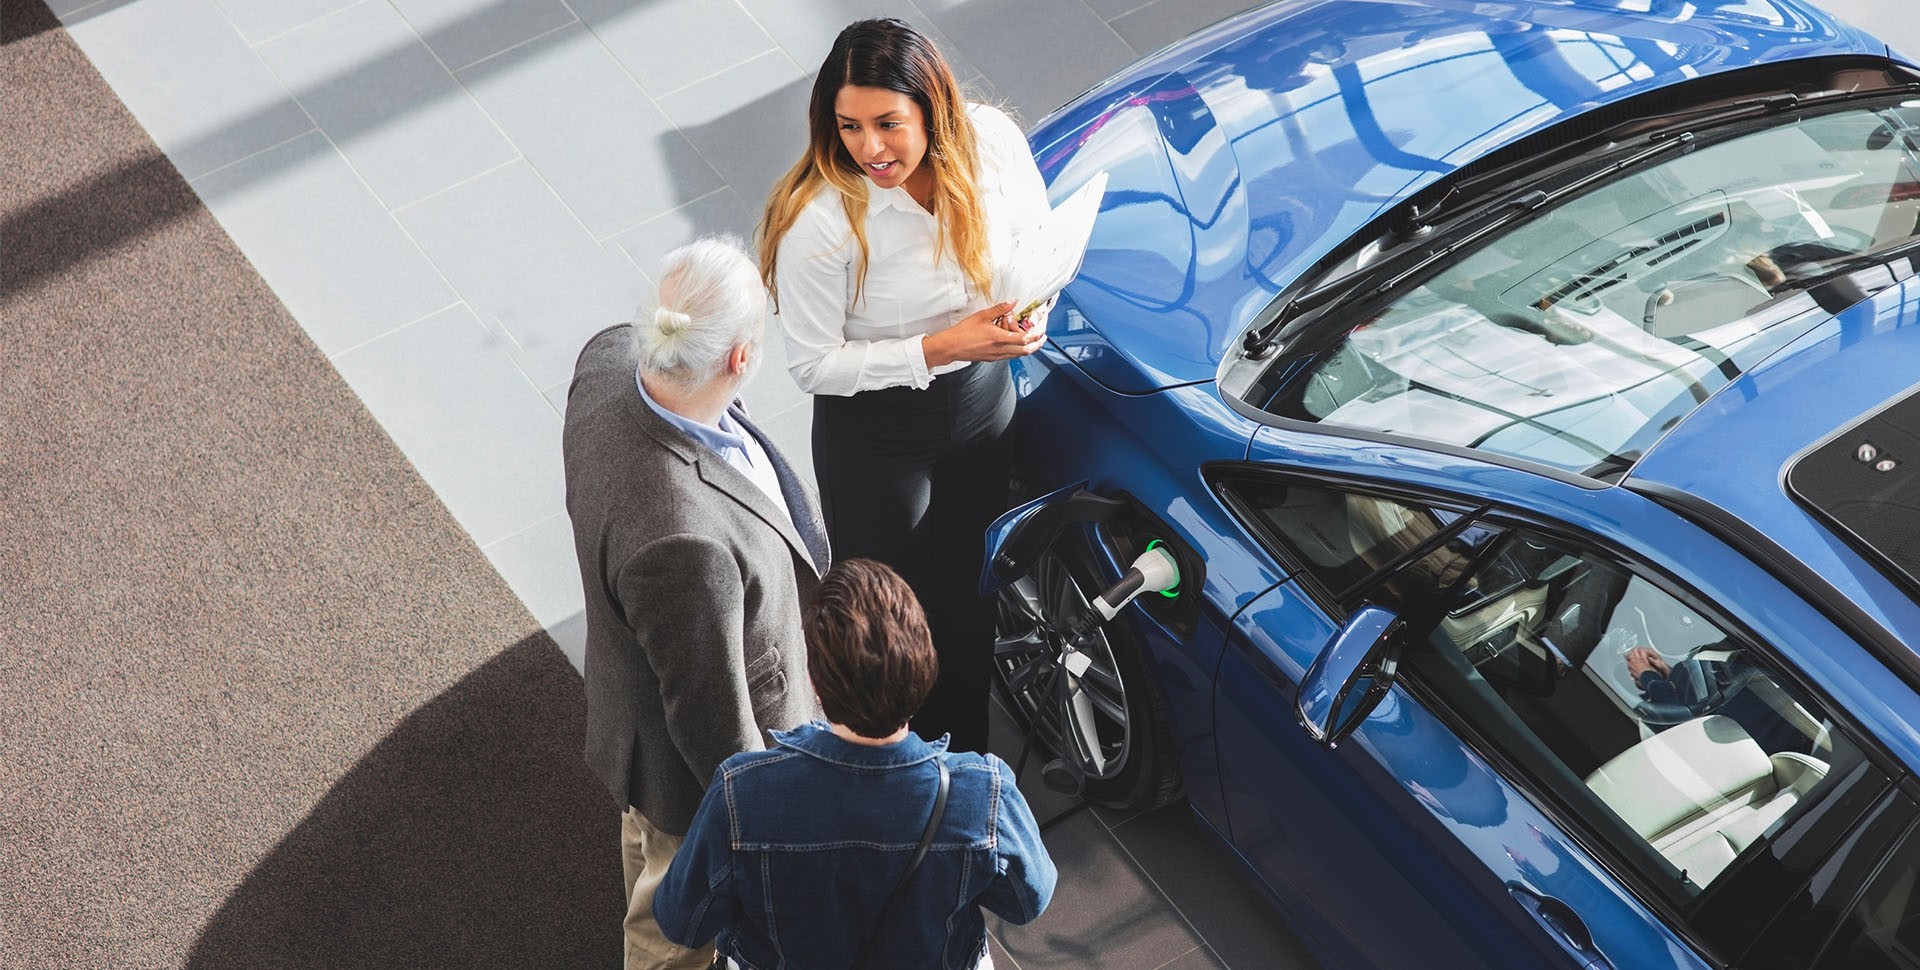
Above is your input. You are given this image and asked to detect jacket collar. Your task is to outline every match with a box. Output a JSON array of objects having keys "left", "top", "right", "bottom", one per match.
[
  {"left": 773, "top": 721, "right": 948, "bottom": 770},
  {"left": 622, "top": 378, "right": 827, "bottom": 577}
]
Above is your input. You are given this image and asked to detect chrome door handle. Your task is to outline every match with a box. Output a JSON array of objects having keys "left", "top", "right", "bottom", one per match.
[{"left": 1508, "top": 883, "right": 1615, "bottom": 970}]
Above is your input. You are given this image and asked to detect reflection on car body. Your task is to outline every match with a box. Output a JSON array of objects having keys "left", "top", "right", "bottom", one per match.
[{"left": 982, "top": 1, "right": 1920, "bottom": 968}]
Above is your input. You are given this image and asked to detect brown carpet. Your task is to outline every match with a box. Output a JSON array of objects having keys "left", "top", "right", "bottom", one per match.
[{"left": 1, "top": 3, "right": 621, "bottom": 966}]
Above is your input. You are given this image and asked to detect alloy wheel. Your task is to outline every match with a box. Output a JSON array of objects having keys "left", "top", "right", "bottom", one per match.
[{"left": 992, "top": 552, "right": 1132, "bottom": 781}]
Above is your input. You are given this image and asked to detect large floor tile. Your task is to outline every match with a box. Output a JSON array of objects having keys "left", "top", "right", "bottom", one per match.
[
  {"left": 1108, "top": 0, "right": 1261, "bottom": 58},
  {"left": 389, "top": 0, "right": 577, "bottom": 71},
  {"left": 1078, "top": 0, "right": 1153, "bottom": 19},
  {"left": 190, "top": 131, "right": 458, "bottom": 357},
  {"left": 990, "top": 810, "right": 1205, "bottom": 970},
  {"left": 48, "top": 0, "right": 124, "bottom": 17},
  {"left": 541, "top": 376, "right": 571, "bottom": 418},
  {"left": 211, "top": 0, "right": 360, "bottom": 44},
  {"left": 656, "top": 52, "right": 811, "bottom": 216},
  {"left": 568, "top": 0, "right": 777, "bottom": 98},
  {"left": 987, "top": 697, "right": 1097, "bottom": 833},
  {"left": 1106, "top": 802, "right": 1321, "bottom": 970},
  {"left": 546, "top": 611, "right": 587, "bottom": 671},
  {"left": 457, "top": 24, "right": 724, "bottom": 239},
  {"left": 1158, "top": 946, "right": 1230, "bottom": 970},
  {"left": 916, "top": 0, "right": 1137, "bottom": 123},
  {"left": 330, "top": 304, "right": 566, "bottom": 548},
  {"left": 256, "top": 1, "right": 519, "bottom": 209},
  {"left": 608, "top": 187, "right": 759, "bottom": 282},
  {"left": 65, "top": 0, "right": 314, "bottom": 180},
  {"left": 482, "top": 513, "right": 584, "bottom": 634},
  {"left": 395, "top": 161, "right": 649, "bottom": 390},
  {"left": 738, "top": 0, "right": 979, "bottom": 85}
]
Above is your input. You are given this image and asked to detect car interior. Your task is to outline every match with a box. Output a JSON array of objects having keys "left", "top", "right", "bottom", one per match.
[{"left": 1338, "top": 494, "right": 1846, "bottom": 891}]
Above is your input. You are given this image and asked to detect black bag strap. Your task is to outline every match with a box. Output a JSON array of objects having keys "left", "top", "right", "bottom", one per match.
[{"left": 852, "top": 758, "right": 950, "bottom": 970}]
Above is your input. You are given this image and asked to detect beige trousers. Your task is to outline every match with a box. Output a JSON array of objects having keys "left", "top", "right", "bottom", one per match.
[{"left": 622, "top": 808, "right": 717, "bottom": 970}]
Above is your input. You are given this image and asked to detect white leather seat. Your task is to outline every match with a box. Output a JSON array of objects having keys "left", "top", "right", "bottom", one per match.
[
  {"left": 1441, "top": 585, "right": 1548, "bottom": 653},
  {"left": 1585, "top": 715, "right": 1827, "bottom": 886}
]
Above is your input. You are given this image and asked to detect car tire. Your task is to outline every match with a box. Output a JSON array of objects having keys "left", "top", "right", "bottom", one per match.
[{"left": 992, "top": 535, "right": 1182, "bottom": 812}]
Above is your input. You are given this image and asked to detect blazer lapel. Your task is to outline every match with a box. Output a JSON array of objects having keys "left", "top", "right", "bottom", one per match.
[
  {"left": 622, "top": 384, "right": 825, "bottom": 578},
  {"left": 692, "top": 449, "right": 821, "bottom": 579},
  {"left": 733, "top": 406, "right": 830, "bottom": 576}
]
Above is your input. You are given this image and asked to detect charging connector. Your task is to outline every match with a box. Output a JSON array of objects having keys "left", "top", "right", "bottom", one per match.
[{"left": 1091, "top": 545, "right": 1181, "bottom": 621}]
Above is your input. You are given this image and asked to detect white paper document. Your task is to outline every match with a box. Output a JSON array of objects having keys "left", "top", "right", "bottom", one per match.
[{"left": 994, "top": 170, "right": 1109, "bottom": 316}]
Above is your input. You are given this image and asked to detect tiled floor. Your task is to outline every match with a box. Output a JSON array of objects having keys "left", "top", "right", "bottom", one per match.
[
  {"left": 46, "top": 1, "right": 1920, "bottom": 968},
  {"left": 984, "top": 699, "right": 1320, "bottom": 970},
  {"left": 52, "top": 0, "right": 1266, "bottom": 665}
]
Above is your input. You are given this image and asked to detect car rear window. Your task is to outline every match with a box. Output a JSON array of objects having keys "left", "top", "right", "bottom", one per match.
[{"left": 1787, "top": 386, "right": 1920, "bottom": 596}]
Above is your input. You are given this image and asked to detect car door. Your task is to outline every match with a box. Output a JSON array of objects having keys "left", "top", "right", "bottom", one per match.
[{"left": 1207, "top": 466, "right": 1894, "bottom": 969}]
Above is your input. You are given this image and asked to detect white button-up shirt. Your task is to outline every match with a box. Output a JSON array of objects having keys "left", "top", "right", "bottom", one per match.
[{"left": 774, "top": 103, "right": 1051, "bottom": 397}]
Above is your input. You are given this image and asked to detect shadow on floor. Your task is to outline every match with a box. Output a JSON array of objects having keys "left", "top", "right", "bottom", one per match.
[{"left": 184, "top": 634, "right": 622, "bottom": 969}]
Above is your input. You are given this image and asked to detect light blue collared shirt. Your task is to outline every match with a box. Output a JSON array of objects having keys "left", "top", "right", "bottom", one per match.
[{"left": 636, "top": 371, "right": 792, "bottom": 525}]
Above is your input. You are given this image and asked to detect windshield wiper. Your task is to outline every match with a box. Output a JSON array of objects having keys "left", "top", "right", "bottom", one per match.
[
  {"left": 1423, "top": 82, "right": 1920, "bottom": 231},
  {"left": 1239, "top": 269, "right": 1373, "bottom": 359},
  {"left": 1240, "top": 135, "right": 1691, "bottom": 361},
  {"left": 1775, "top": 235, "right": 1920, "bottom": 311},
  {"left": 1627, "top": 83, "right": 1920, "bottom": 138}
]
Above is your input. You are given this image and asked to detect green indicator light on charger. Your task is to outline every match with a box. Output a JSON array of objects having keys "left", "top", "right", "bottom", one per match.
[{"left": 1146, "top": 539, "right": 1181, "bottom": 598}]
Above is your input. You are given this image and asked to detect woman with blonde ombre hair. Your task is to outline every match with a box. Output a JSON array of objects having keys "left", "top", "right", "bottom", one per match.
[{"left": 760, "top": 18, "right": 1052, "bottom": 754}]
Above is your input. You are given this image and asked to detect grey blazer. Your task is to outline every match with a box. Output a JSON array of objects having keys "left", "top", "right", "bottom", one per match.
[{"left": 564, "top": 324, "right": 829, "bottom": 835}]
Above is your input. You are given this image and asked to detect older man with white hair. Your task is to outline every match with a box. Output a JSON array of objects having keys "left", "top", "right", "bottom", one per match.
[{"left": 564, "top": 236, "right": 829, "bottom": 970}]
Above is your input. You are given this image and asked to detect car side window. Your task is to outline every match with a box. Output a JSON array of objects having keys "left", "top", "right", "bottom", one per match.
[
  {"left": 1390, "top": 526, "right": 1863, "bottom": 905},
  {"left": 1220, "top": 477, "right": 1479, "bottom": 601},
  {"left": 1811, "top": 804, "right": 1920, "bottom": 969}
]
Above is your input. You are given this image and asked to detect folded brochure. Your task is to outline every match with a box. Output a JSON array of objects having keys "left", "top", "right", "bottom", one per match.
[{"left": 996, "top": 170, "right": 1109, "bottom": 320}]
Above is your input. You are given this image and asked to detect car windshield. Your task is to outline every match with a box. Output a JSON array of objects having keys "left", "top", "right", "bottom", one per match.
[{"left": 1243, "top": 98, "right": 1920, "bottom": 481}]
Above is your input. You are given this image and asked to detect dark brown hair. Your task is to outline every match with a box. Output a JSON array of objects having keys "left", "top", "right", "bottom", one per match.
[
  {"left": 804, "top": 558, "right": 940, "bottom": 739},
  {"left": 759, "top": 18, "right": 988, "bottom": 310}
]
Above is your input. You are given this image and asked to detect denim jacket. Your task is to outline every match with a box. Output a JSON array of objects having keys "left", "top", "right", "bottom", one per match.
[{"left": 654, "top": 722, "right": 1056, "bottom": 969}]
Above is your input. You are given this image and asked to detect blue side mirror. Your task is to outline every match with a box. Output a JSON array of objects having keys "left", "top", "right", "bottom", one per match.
[{"left": 1297, "top": 605, "right": 1405, "bottom": 748}]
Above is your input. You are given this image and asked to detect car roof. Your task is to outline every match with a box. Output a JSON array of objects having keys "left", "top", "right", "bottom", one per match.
[
  {"left": 1031, "top": 0, "right": 1893, "bottom": 393},
  {"left": 1626, "top": 279, "right": 1920, "bottom": 644}
]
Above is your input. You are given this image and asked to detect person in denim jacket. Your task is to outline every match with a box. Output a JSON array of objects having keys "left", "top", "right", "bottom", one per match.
[{"left": 654, "top": 558, "right": 1056, "bottom": 969}]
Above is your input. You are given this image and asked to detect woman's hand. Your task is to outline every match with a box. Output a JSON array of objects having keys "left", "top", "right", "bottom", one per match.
[
  {"left": 923, "top": 301, "right": 1045, "bottom": 366},
  {"left": 1000, "top": 296, "right": 1054, "bottom": 335}
]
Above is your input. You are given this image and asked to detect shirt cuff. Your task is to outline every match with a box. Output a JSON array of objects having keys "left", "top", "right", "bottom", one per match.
[{"left": 907, "top": 334, "right": 934, "bottom": 389}]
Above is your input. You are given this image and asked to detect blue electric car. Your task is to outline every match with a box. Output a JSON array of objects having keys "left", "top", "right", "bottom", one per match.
[{"left": 980, "top": 1, "right": 1920, "bottom": 967}]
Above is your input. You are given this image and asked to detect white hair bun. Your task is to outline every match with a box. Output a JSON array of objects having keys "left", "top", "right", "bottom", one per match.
[{"left": 653, "top": 306, "right": 692, "bottom": 335}]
